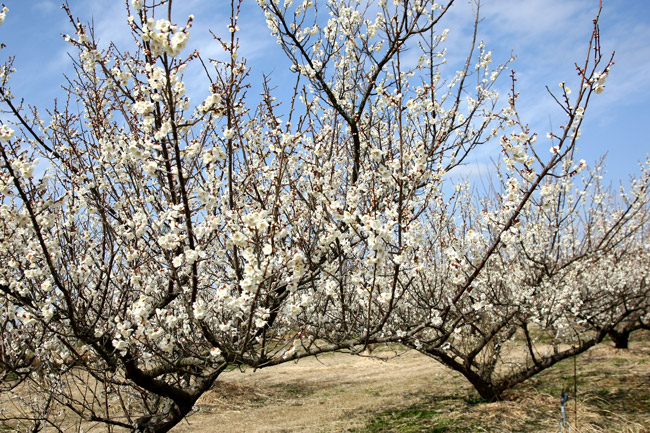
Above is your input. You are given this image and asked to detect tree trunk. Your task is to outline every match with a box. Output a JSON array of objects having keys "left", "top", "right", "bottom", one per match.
[
  {"left": 133, "top": 400, "right": 196, "bottom": 433},
  {"left": 464, "top": 374, "right": 505, "bottom": 402},
  {"left": 423, "top": 349, "right": 505, "bottom": 402},
  {"left": 422, "top": 330, "right": 607, "bottom": 403},
  {"left": 609, "top": 329, "right": 631, "bottom": 349}
]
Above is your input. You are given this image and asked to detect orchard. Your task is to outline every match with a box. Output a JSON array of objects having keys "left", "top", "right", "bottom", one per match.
[{"left": 0, "top": 0, "right": 647, "bottom": 432}]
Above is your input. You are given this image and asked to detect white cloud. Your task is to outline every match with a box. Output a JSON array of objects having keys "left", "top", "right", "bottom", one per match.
[
  {"left": 32, "top": 1, "right": 58, "bottom": 15},
  {"left": 480, "top": 0, "right": 590, "bottom": 39}
]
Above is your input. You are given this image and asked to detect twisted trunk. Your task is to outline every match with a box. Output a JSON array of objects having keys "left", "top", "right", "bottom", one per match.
[{"left": 609, "top": 328, "right": 632, "bottom": 349}]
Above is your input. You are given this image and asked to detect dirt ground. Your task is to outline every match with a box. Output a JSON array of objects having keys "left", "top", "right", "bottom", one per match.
[
  {"left": 2, "top": 333, "right": 648, "bottom": 432},
  {"left": 172, "top": 333, "right": 650, "bottom": 433},
  {"left": 172, "top": 347, "right": 456, "bottom": 433}
]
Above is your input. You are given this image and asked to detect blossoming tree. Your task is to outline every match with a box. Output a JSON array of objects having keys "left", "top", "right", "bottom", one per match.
[
  {"left": 387, "top": 14, "right": 650, "bottom": 398},
  {"left": 396, "top": 155, "right": 649, "bottom": 401},
  {"left": 365, "top": 4, "right": 650, "bottom": 401},
  {"left": 0, "top": 0, "right": 625, "bottom": 431}
]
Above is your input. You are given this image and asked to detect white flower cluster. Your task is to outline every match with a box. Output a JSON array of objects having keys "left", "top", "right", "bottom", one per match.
[
  {"left": 198, "top": 93, "right": 222, "bottom": 114},
  {"left": 0, "top": 6, "right": 8, "bottom": 26},
  {"left": 141, "top": 18, "right": 191, "bottom": 58},
  {"left": 0, "top": 124, "right": 14, "bottom": 142},
  {"left": 110, "top": 66, "right": 132, "bottom": 87},
  {"left": 589, "top": 69, "right": 609, "bottom": 94},
  {"left": 202, "top": 145, "right": 226, "bottom": 166},
  {"left": 500, "top": 132, "right": 536, "bottom": 177}
]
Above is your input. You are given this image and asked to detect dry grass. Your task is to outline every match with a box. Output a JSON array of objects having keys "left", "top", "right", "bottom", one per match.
[
  {"left": 2, "top": 332, "right": 648, "bottom": 432},
  {"left": 174, "top": 346, "right": 451, "bottom": 433},
  {"left": 173, "top": 331, "right": 650, "bottom": 433}
]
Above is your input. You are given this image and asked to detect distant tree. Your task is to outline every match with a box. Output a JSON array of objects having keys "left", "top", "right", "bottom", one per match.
[
  {"left": 609, "top": 321, "right": 650, "bottom": 349},
  {"left": 0, "top": 0, "right": 624, "bottom": 430}
]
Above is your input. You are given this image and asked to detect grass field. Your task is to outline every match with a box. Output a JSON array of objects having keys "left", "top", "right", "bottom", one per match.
[
  {"left": 2, "top": 331, "right": 647, "bottom": 432},
  {"left": 172, "top": 330, "right": 650, "bottom": 433}
]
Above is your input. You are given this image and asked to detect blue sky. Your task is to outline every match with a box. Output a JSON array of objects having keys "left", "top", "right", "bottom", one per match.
[{"left": 0, "top": 0, "right": 648, "bottom": 185}]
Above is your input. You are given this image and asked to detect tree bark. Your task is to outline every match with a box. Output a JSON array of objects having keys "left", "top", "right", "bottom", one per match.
[
  {"left": 609, "top": 329, "right": 631, "bottom": 349},
  {"left": 132, "top": 399, "right": 196, "bottom": 433}
]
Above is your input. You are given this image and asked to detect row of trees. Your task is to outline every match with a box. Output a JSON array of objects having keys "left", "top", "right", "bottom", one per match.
[{"left": 0, "top": 0, "right": 647, "bottom": 431}]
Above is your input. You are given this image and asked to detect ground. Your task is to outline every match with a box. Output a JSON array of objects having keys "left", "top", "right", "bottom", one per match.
[{"left": 172, "top": 330, "right": 650, "bottom": 433}]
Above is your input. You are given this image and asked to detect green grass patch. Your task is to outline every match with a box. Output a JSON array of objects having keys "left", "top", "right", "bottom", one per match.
[
  {"left": 356, "top": 406, "right": 467, "bottom": 433},
  {"left": 353, "top": 394, "right": 485, "bottom": 433},
  {"left": 1, "top": 371, "right": 19, "bottom": 382},
  {"left": 462, "top": 393, "right": 488, "bottom": 406}
]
